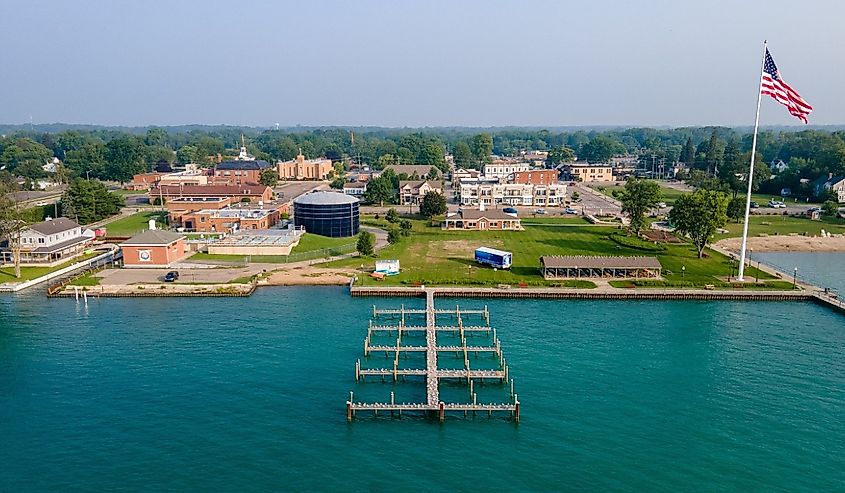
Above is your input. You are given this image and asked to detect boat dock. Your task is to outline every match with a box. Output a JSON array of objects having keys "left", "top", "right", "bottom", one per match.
[{"left": 347, "top": 290, "right": 519, "bottom": 422}]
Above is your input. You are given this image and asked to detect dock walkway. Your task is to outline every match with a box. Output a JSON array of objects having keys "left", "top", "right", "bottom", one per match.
[{"left": 347, "top": 289, "right": 519, "bottom": 422}]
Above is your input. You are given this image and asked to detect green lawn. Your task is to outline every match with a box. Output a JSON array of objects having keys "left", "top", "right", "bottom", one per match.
[
  {"left": 324, "top": 219, "right": 774, "bottom": 287},
  {"left": 105, "top": 211, "right": 168, "bottom": 237},
  {"left": 69, "top": 272, "right": 102, "bottom": 286},
  {"left": 111, "top": 189, "right": 147, "bottom": 197},
  {"left": 717, "top": 215, "right": 845, "bottom": 238},
  {"left": 0, "top": 252, "right": 99, "bottom": 282}
]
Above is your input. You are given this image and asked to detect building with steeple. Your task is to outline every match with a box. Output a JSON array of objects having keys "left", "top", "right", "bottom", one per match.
[{"left": 278, "top": 150, "right": 333, "bottom": 180}]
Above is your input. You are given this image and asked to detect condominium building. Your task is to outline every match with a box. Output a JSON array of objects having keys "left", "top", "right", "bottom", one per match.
[
  {"left": 483, "top": 162, "right": 530, "bottom": 180},
  {"left": 459, "top": 182, "right": 566, "bottom": 207},
  {"left": 399, "top": 180, "right": 443, "bottom": 205},
  {"left": 512, "top": 169, "right": 559, "bottom": 185}
]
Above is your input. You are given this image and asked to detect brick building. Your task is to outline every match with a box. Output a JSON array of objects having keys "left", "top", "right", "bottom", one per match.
[
  {"left": 120, "top": 230, "right": 187, "bottom": 268},
  {"left": 150, "top": 184, "right": 273, "bottom": 204},
  {"left": 512, "top": 169, "right": 559, "bottom": 185}
]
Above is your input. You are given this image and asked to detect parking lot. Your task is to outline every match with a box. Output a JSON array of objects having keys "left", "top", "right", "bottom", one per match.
[{"left": 95, "top": 266, "right": 261, "bottom": 285}]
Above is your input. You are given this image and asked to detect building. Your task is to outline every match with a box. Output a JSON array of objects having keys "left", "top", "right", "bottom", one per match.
[
  {"left": 213, "top": 160, "right": 274, "bottom": 186},
  {"left": 150, "top": 184, "right": 273, "bottom": 204},
  {"left": 343, "top": 182, "right": 368, "bottom": 197},
  {"left": 180, "top": 201, "right": 289, "bottom": 234},
  {"left": 442, "top": 209, "right": 523, "bottom": 231},
  {"left": 812, "top": 173, "right": 845, "bottom": 202},
  {"left": 1, "top": 217, "right": 95, "bottom": 265},
  {"left": 563, "top": 163, "right": 614, "bottom": 182},
  {"left": 451, "top": 168, "right": 481, "bottom": 183},
  {"left": 207, "top": 227, "right": 305, "bottom": 256},
  {"left": 770, "top": 159, "right": 789, "bottom": 174},
  {"left": 127, "top": 172, "right": 166, "bottom": 191},
  {"left": 158, "top": 165, "right": 210, "bottom": 187},
  {"left": 512, "top": 169, "right": 559, "bottom": 185},
  {"left": 459, "top": 182, "right": 566, "bottom": 207},
  {"left": 483, "top": 162, "right": 530, "bottom": 180},
  {"left": 399, "top": 180, "right": 443, "bottom": 205},
  {"left": 540, "top": 256, "right": 662, "bottom": 279},
  {"left": 120, "top": 230, "right": 187, "bottom": 268},
  {"left": 278, "top": 153, "right": 333, "bottom": 180},
  {"left": 293, "top": 191, "right": 359, "bottom": 237},
  {"left": 166, "top": 196, "right": 234, "bottom": 226}
]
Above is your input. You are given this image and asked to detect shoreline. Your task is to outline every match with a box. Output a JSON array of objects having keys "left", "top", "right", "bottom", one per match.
[{"left": 715, "top": 235, "right": 845, "bottom": 253}]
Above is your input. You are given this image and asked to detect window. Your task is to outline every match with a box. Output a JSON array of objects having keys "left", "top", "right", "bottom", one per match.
[{"left": 38, "top": 238, "right": 45, "bottom": 244}]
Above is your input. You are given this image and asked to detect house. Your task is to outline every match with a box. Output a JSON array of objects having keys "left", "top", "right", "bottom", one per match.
[
  {"left": 278, "top": 152, "right": 333, "bottom": 180},
  {"left": 343, "top": 182, "right": 368, "bottom": 197},
  {"left": 120, "top": 230, "right": 187, "bottom": 268},
  {"left": 180, "top": 201, "right": 289, "bottom": 233},
  {"left": 399, "top": 180, "right": 443, "bottom": 205},
  {"left": 383, "top": 165, "right": 441, "bottom": 180},
  {"left": 812, "top": 173, "right": 845, "bottom": 203},
  {"left": 483, "top": 161, "right": 530, "bottom": 180},
  {"left": 128, "top": 172, "right": 166, "bottom": 191},
  {"left": 770, "top": 159, "right": 789, "bottom": 174},
  {"left": 1, "top": 217, "right": 95, "bottom": 265},
  {"left": 213, "top": 159, "right": 274, "bottom": 186},
  {"left": 511, "top": 169, "right": 559, "bottom": 185},
  {"left": 442, "top": 208, "right": 523, "bottom": 231},
  {"left": 451, "top": 168, "right": 481, "bottom": 183},
  {"left": 563, "top": 163, "right": 614, "bottom": 182},
  {"left": 149, "top": 184, "right": 274, "bottom": 204}
]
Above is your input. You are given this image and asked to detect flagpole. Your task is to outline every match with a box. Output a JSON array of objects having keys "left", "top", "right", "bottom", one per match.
[{"left": 737, "top": 40, "right": 768, "bottom": 281}]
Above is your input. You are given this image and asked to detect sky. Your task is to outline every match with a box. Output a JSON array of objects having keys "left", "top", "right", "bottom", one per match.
[{"left": 1, "top": 0, "right": 842, "bottom": 127}]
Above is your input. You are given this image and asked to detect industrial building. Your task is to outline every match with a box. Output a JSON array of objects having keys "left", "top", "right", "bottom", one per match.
[{"left": 293, "top": 191, "right": 360, "bottom": 237}]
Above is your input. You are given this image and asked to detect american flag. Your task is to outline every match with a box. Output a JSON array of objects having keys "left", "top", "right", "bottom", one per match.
[{"left": 761, "top": 48, "right": 813, "bottom": 123}]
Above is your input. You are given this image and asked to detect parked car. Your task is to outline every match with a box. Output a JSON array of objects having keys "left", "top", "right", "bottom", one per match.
[
  {"left": 808, "top": 206, "right": 822, "bottom": 213},
  {"left": 768, "top": 200, "right": 786, "bottom": 208},
  {"left": 164, "top": 271, "right": 179, "bottom": 282},
  {"left": 502, "top": 207, "right": 518, "bottom": 215},
  {"left": 563, "top": 207, "right": 578, "bottom": 214},
  {"left": 656, "top": 202, "right": 667, "bottom": 208},
  {"left": 750, "top": 201, "right": 759, "bottom": 209},
  {"left": 534, "top": 208, "right": 547, "bottom": 215}
]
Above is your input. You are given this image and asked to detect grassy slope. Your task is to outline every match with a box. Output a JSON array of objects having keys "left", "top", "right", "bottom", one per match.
[{"left": 105, "top": 211, "right": 168, "bottom": 237}]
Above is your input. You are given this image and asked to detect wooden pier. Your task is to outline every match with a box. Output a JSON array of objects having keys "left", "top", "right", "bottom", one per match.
[{"left": 347, "top": 290, "right": 520, "bottom": 422}]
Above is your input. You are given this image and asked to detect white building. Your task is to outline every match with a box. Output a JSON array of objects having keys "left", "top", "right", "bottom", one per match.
[
  {"left": 459, "top": 182, "right": 566, "bottom": 207},
  {"left": 483, "top": 162, "right": 530, "bottom": 180},
  {"left": 343, "top": 182, "right": 367, "bottom": 197},
  {"left": 2, "top": 217, "right": 95, "bottom": 265}
]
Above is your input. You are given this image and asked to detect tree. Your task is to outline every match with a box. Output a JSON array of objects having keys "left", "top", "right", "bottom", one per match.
[
  {"left": 63, "top": 178, "right": 124, "bottom": 224},
  {"left": 579, "top": 135, "right": 625, "bottom": 163},
  {"left": 0, "top": 138, "right": 53, "bottom": 180},
  {"left": 363, "top": 175, "right": 396, "bottom": 205},
  {"left": 0, "top": 184, "right": 39, "bottom": 278},
  {"left": 387, "top": 228, "right": 402, "bottom": 245},
  {"left": 399, "top": 219, "right": 412, "bottom": 237},
  {"left": 419, "top": 191, "right": 447, "bottom": 219},
  {"left": 385, "top": 208, "right": 399, "bottom": 223},
  {"left": 427, "top": 167, "right": 440, "bottom": 181},
  {"left": 452, "top": 141, "right": 473, "bottom": 168},
  {"left": 822, "top": 200, "right": 839, "bottom": 216},
  {"left": 619, "top": 178, "right": 661, "bottom": 236},
  {"left": 259, "top": 168, "right": 279, "bottom": 187},
  {"left": 669, "top": 190, "right": 729, "bottom": 258},
  {"left": 469, "top": 133, "right": 493, "bottom": 164},
  {"left": 177, "top": 144, "right": 201, "bottom": 165},
  {"left": 571, "top": 191, "right": 580, "bottom": 202},
  {"left": 726, "top": 197, "right": 745, "bottom": 223},
  {"left": 104, "top": 135, "right": 146, "bottom": 182},
  {"left": 546, "top": 146, "right": 576, "bottom": 166},
  {"left": 356, "top": 231, "right": 375, "bottom": 256},
  {"left": 329, "top": 177, "right": 345, "bottom": 189},
  {"left": 680, "top": 137, "right": 695, "bottom": 166}
]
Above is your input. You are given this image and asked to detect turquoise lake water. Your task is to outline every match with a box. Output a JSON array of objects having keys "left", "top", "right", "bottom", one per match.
[
  {"left": 756, "top": 252, "right": 845, "bottom": 294},
  {"left": 1, "top": 288, "right": 844, "bottom": 492}
]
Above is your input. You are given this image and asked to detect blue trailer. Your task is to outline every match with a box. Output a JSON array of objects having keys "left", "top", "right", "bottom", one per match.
[{"left": 474, "top": 247, "right": 513, "bottom": 269}]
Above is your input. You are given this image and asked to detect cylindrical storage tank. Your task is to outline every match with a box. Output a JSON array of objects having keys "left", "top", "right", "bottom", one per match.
[{"left": 293, "top": 191, "right": 360, "bottom": 237}]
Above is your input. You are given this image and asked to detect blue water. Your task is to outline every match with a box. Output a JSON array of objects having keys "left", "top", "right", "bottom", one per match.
[
  {"left": 756, "top": 252, "right": 845, "bottom": 294},
  {"left": 1, "top": 289, "right": 844, "bottom": 492}
]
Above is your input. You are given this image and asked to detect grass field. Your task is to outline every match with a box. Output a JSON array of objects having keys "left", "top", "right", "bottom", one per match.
[
  {"left": 105, "top": 211, "right": 168, "bottom": 237},
  {"left": 324, "top": 219, "right": 774, "bottom": 287},
  {"left": 0, "top": 252, "right": 99, "bottom": 282}
]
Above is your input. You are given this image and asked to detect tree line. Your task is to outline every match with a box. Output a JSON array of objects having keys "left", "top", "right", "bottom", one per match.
[{"left": 2, "top": 126, "right": 844, "bottom": 196}]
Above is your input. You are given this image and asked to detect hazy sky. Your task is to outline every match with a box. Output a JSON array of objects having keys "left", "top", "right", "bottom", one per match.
[{"left": 1, "top": 0, "right": 842, "bottom": 127}]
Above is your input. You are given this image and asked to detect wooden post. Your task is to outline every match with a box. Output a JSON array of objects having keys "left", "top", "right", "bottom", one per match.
[
  {"left": 514, "top": 394, "right": 520, "bottom": 423},
  {"left": 439, "top": 402, "right": 445, "bottom": 422},
  {"left": 510, "top": 379, "right": 514, "bottom": 398},
  {"left": 355, "top": 359, "right": 360, "bottom": 382},
  {"left": 346, "top": 400, "right": 353, "bottom": 421}
]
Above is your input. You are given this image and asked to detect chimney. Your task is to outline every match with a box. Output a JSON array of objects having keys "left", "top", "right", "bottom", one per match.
[{"left": 830, "top": 172, "right": 834, "bottom": 180}]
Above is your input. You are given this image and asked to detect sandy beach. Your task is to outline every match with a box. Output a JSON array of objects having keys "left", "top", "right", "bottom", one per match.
[
  {"left": 263, "top": 266, "right": 356, "bottom": 286},
  {"left": 716, "top": 234, "right": 845, "bottom": 253}
]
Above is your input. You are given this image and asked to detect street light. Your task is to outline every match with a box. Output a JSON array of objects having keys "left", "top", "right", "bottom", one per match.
[
  {"left": 793, "top": 267, "right": 798, "bottom": 288},
  {"left": 682, "top": 265, "right": 685, "bottom": 279}
]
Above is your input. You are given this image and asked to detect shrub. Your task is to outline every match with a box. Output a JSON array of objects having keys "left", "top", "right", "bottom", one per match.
[{"left": 609, "top": 233, "right": 667, "bottom": 252}]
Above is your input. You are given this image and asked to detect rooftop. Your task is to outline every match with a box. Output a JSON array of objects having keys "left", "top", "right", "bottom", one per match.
[
  {"left": 28, "top": 217, "right": 80, "bottom": 236},
  {"left": 121, "top": 230, "right": 185, "bottom": 246},
  {"left": 216, "top": 160, "right": 274, "bottom": 171},
  {"left": 456, "top": 209, "right": 520, "bottom": 221},
  {"left": 540, "top": 255, "right": 662, "bottom": 269},
  {"left": 294, "top": 191, "right": 359, "bottom": 205}
]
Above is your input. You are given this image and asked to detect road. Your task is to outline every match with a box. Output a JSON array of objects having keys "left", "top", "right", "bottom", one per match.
[{"left": 572, "top": 183, "right": 622, "bottom": 216}]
